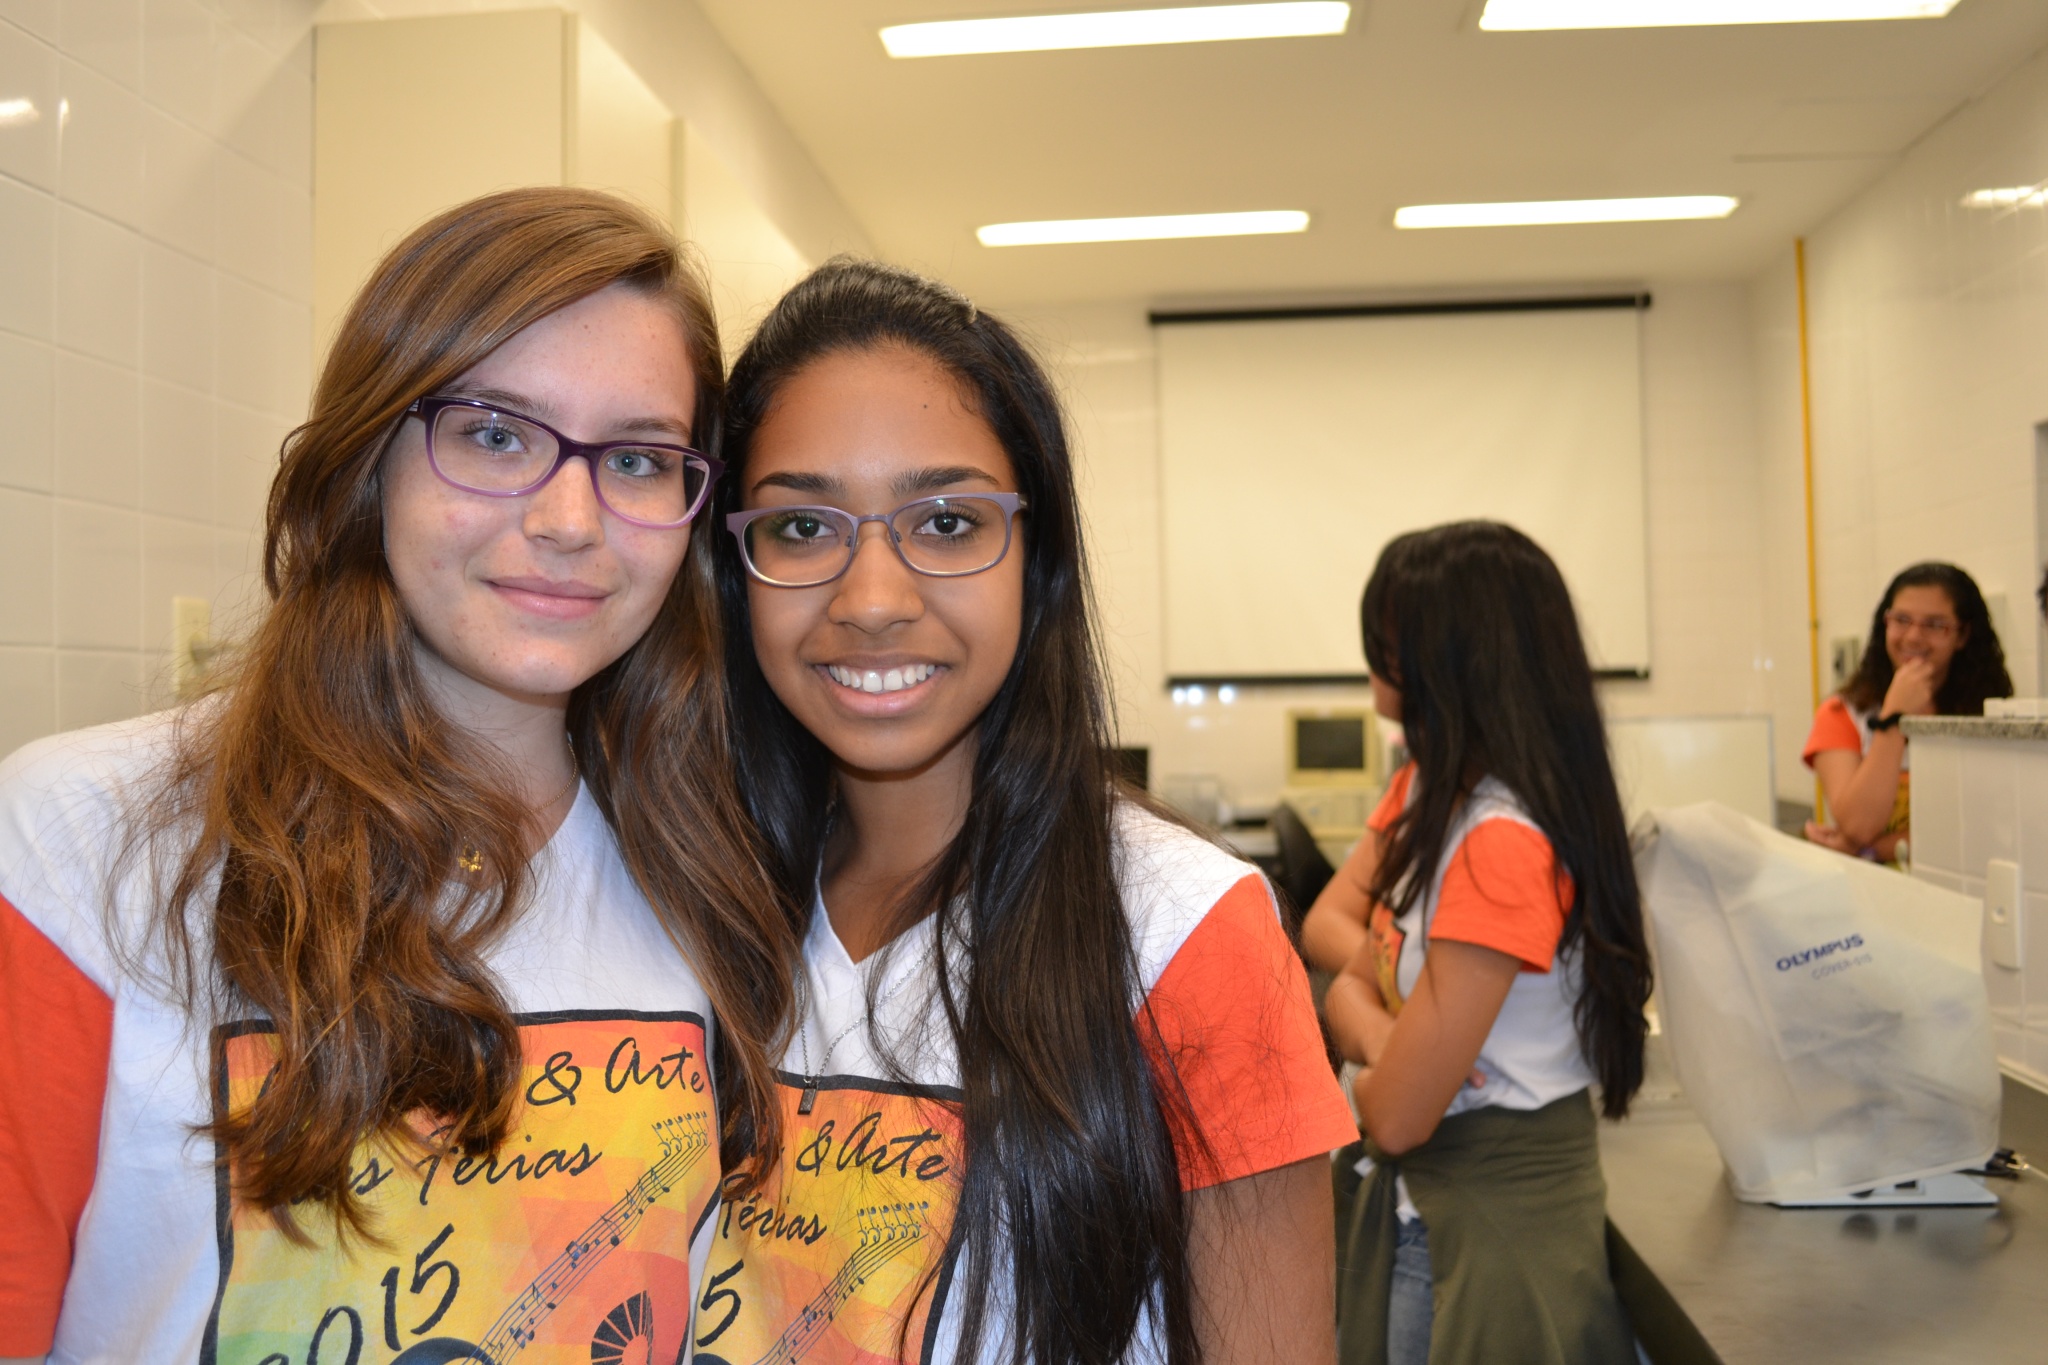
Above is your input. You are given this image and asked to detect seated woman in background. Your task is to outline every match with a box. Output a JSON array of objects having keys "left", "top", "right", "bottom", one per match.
[
  {"left": 1804, "top": 562, "right": 2011, "bottom": 863},
  {"left": 1304, "top": 521, "right": 1651, "bottom": 1365}
]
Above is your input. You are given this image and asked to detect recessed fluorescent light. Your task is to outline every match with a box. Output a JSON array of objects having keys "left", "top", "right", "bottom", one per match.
[
  {"left": 882, "top": 3, "right": 1349, "bottom": 58},
  {"left": 1962, "top": 186, "right": 2048, "bottom": 209},
  {"left": 1394, "top": 196, "right": 1738, "bottom": 229},
  {"left": 1479, "top": 0, "right": 1956, "bottom": 29},
  {"left": 977, "top": 210, "right": 1310, "bottom": 246},
  {"left": 0, "top": 98, "right": 40, "bottom": 128}
]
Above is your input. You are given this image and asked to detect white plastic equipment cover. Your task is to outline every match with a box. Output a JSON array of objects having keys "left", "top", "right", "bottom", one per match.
[{"left": 1636, "top": 801, "right": 1999, "bottom": 1203}]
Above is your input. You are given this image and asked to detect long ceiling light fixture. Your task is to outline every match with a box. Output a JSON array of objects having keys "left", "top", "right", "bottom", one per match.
[
  {"left": 882, "top": 3, "right": 1350, "bottom": 58},
  {"left": 1394, "top": 196, "right": 1738, "bottom": 229},
  {"left": 978, "top": 210, "right": 1311, "bottom": 246},
  {"left": 1962, "top": 186, "right": 2048, "bottom": 209},
  {"left": 1479, "top": 0, "right": 1957, "bottom": 29}
]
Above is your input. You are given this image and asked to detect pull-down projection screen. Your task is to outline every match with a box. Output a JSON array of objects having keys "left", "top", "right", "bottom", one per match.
[{"left": 1156, "top": 302, "right": 1649, "bottom": 679}]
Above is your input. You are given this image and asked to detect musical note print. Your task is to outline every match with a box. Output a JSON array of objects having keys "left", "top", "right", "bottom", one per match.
[
  {"left": 204, "top": 1013, "right": 715, "bottom": 1365},
  {"left": 695, "top": 1084, "right": 965, "bottom": 1365},
  {"left": 472, "top": 1115, "right": 709, "bottom": 1362},
  {"left": 745, "top": 1204, "right": 930, "bottom": 1365}
]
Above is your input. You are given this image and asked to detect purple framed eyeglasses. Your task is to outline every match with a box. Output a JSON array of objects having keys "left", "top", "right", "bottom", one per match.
[
  {"left": 726, "top": 493, "right": 1029, "bottom": 587},
  {"left": 408, "top": 395, "right": 724, "bottom": 529}
]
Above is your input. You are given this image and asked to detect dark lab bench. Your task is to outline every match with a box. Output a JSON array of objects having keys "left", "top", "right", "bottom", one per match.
[{"left": 1601, "top": 1067, "right": 2048, "bottom": 1364}]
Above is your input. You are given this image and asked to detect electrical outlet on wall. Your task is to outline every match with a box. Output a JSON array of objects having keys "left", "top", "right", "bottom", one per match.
[
  {"left": 172, "top": 597, "right": 216, "bottom": 701},
  {"left": 1986, "top": 858, "right": 2022, "bottom": 971}
]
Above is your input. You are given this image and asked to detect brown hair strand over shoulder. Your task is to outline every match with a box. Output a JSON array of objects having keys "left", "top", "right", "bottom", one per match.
[{"left": 138, "top": 187, "right": 798, "bottom": 1241}]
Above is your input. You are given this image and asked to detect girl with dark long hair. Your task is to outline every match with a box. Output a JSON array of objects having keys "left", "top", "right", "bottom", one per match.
[
  {"left": 0, "top": 189, "right": 793, "bottom": 1362},
  {"left": 1301, "top": 521, "right": 1651, "bottom": 1365},
  {"left": 694, "top": 258, "right": 1356, "bottom": 1365},
  {"left": 1803, "top": 561, "right": 2010, "bottom": 862}
]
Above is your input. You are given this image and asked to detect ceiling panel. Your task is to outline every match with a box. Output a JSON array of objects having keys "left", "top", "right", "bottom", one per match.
[{"left": 698, "top": 0, "right": 2048, "bottom": 305}]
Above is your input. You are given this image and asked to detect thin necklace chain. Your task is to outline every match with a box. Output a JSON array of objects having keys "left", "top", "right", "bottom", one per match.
[
  {"left": 796, "top": 807, "right": 916, "bottom": 1108},
  {"left": 535, "top": 732, "right": 580, "bottom": 811},
  {"left": 795, "top": 963, "right": 910, "bottom": 1082}
]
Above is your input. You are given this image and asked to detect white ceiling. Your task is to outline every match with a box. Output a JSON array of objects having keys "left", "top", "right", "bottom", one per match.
[{"left": 697, "top": 0, "right": 2048, "bottom": 307}]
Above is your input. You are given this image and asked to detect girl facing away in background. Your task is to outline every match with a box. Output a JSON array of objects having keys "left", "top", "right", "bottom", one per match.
[
  {"left": 695, "top": 258, "right": 1358, "bottom": 1365},
  {"left": 1803, "top": 561, "right": 2010, "bottom": 863},
  {"left": 1302, "top": 521, "right": 1653, "bottom": 1365},
  {"left": 0, "top": 189, "right": 793, "bottom": 1363}
]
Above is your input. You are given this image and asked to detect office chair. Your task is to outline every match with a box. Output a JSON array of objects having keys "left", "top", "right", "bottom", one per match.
[{"left": 1269, "top": 801, "right": 1336, "bottom": 927}]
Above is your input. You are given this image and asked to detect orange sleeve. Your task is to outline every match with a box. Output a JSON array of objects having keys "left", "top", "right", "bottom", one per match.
[
  {"left": 1803, "top": 696, "right": 1864, "bottom": 767},
  {"left": 1367, "top": 762, "right": 1414, "bottom": 835},
  {"left": 1140, "top": 874, "right": 1358, "bottom": 1191},
  {"left": 1427, "top": 819, "right": 1573, "bottom": 974},
  {"left": 0, "top": 895, "right": 112, "bottom": 1356}
]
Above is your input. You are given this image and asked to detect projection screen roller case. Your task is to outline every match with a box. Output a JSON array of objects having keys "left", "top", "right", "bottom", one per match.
[{"left": 1155, "top": 303, "right": 1649, "bottom": 679}]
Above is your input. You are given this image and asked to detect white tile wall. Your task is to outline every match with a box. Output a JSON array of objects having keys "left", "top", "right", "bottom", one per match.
[
  {"left": 1911, "top": 733, "right": 2048, "bottom": 1074},
  {"left": 0, "top": 0, "right": 311, "bottom": 748},
  {"left": 0, "top": 327, "right": 55, "bottom": 490}
]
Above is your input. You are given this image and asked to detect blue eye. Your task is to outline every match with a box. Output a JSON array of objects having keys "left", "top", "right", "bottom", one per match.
[
  {"left": 457, "top": 419, "right": 527, "bottom": 455},
  {"left": 604, "top": 447, "right": 675, "bottom": 480}
]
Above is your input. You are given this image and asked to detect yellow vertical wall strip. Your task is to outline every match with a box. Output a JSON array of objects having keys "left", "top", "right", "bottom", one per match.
[{"left": 1795, "top": 238, "right": 1824, "bottom": 820}]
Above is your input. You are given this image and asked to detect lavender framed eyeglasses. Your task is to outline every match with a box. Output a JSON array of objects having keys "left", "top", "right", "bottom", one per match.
[
  {"left": 409, "top": 395, "right": 724, "bottom": 529},
  {"left": 726, "top": 493, "right": 1028, "bottom": 587}
]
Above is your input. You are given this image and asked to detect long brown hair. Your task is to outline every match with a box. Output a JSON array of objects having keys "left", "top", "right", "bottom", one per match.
[{"left": 139, "top": 187, "right": 797, "bottom": 1238}]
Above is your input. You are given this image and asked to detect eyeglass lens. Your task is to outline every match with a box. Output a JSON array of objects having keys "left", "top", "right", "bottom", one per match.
[
  {"left": 741, "top": 497, "right": 1013, "bottom": 585},
  {"left": 431, "top": 405, "right": 708, "bottom": 524},
  {"left": 1885, "top": 611, "right": 1956, "bottom": 636}
]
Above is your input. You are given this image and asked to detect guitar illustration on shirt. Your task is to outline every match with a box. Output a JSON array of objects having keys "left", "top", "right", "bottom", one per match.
[
  {"left": 734, "top": 1203, "right": 932, "bottom": 1365},
  {"left": 387, "top": 1114, "right": 710, "bottom": 1365}
]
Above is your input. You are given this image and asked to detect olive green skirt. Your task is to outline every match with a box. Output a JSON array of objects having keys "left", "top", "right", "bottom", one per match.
[{"left": 1334, "top": 1089, "right": 1637, "bottom": 1365}]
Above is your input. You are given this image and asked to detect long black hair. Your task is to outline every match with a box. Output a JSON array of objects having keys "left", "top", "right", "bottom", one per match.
[
  {"left": 1360, "top": 521, "right": 1651, "bottom": 1119},
  {"left": 1840, "top": 561, "right": 2012, "bottom": 715},
  {"left": 711, "top": 258, "right": 1199, "bottom": 1365}
]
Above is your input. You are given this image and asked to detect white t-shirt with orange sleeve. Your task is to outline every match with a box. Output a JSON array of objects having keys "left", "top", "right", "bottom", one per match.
[
  {"left": 692, "top": 802, "right": 1358, "bottom": 1365},
  {"left": 1346, "top": 762, "right": 1592, "bottom": 1119},
  {"left": 0, "top": 712, "right": 724, "bottom": 1365}
]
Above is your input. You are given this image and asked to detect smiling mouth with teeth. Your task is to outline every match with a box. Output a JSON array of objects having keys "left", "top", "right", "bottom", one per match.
[{"left": 825, "top": 663, "right": 942, "bottom": 695}]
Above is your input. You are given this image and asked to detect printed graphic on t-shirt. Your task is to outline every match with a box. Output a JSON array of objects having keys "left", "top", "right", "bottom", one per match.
[
  {"left": 1366, "top": 904, "right": 1407, "bottom": 1015},
  {"left": 205, "top": 1010, "right": 716, "bottom": 1365},
  {"left": 694, "top": 1078, "right": 963, "bottom": 1365}
]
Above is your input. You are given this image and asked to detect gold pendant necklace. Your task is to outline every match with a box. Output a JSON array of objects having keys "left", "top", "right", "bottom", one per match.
[{"left": 459, "top": 734, "right": 578, "bottom": 876}]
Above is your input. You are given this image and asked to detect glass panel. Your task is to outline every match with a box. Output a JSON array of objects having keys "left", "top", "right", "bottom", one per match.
[
  {"left": 744, "top": 508, "right": 855, "bottom": 584},
  {"left": 596, "top": 446, "right": 697, "bottom": 523},
  {"left": 431, "top": 405, "right": 557, "bottom": 491},
  {"left": 894, "top": 497, "right": 1007, "bottom": 574}
]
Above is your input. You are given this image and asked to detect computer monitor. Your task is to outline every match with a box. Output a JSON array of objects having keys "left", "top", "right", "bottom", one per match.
[
  {"left": 1284, "top": 709, "right": 1380, "bottom": 853},
  {"left": 1287, "top": 710, "right": 1378, "bottom": 787}
]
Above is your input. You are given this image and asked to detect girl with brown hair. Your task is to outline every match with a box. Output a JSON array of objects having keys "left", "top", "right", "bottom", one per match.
[{"left": 0, "top": 188, "right": 793, "bottom": 1363}]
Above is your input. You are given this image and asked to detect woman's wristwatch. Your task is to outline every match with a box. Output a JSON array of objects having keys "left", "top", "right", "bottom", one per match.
[{"left": 1869, "top": 711, "right": 1904, "bottom": 732}]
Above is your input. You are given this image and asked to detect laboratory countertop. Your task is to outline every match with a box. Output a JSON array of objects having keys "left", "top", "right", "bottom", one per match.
[
  {"left": 1903, "top": 715, "right": 2048, "bottom": 741},
  {"left": 1600, "top": 1062, "right": 2048, "bottom": 1365}
]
